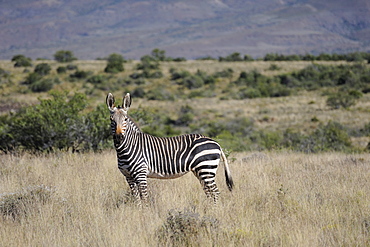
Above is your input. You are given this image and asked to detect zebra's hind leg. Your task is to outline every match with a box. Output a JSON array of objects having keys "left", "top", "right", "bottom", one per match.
[
  {"left": 194, "top": 171, "right": 220, "bottom": 204},
  {"left": 203, "top": 181, "right": 220, "bottom": 204}
]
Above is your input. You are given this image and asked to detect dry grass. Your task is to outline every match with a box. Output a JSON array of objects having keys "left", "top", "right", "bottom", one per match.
[{"left": 1, "top": 151, "right": 369, "bottom": 246}]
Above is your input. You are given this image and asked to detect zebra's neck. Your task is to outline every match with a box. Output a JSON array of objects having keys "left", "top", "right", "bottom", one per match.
[{"left": 127, "top": 117, "right": 141, "bottom": 133}]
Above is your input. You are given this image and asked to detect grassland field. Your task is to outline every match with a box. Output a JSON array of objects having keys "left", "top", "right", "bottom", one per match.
[
  {"left": 0, "top": 59, "right": 370, "bottom": 246},
  {"left": 1, "top": 151, "right": 369, "bottom": 246}
]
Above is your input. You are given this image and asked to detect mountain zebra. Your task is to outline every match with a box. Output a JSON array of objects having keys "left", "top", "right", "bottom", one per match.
[{"left": 106, "top": 93, "right": 233, "bottom": 205}]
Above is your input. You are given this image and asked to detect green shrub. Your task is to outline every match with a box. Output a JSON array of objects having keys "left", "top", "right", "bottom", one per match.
[
  {"left": 70, "top": 70, "right": 91, "bottom": 79},
  {"left": 244, "top": 54, "right": 254, "bottom": 61},
  {"left": 268, "top": 64, "right": 281, "bottom": 70},
  {"left": 195, "top": 70, "right": 215, "bottom": 84},
  {"left": 213, "top": 68, "right": 233, "bottom": 78},
  {"left": 11, "top": 54, "right": 32, "bottom": 67},
  {"left": 361, "top": 122, "right": 370, "bottom": 136},
  {"left": 34, "top": 63, "right": 51, "bottom": 76},
  {"left": 173, "top": 105, "right": 194, "bottom": 126},
  {"left": 235, "top": 87, "right": 262, "bottom": 99},
  {"left": 309, "top": 121, "right": 352, "bottom": 152},
  {"left": 0, "top": 91, "right": 110, "bottom": 152},
  {"left": 82, "top": 104, "right": 112, "bottom": 151},
  {"left": 146, "top": 87, "right": 175, "bottom": 101},
  {"left": 0, "top": 115, "right": 13, "bottom": 153},
  {"left": 29, "top": 78, "right": 54, "bottom": 92},
  {"left": 56, "top": 66, "right": 67, "bottom": 74},
  {"left": 219, "top": 52, "right": 243, "bottom": 62},
  {"left": 104, "top": 53, "right": 125, "bottom": 73},
  {"left": 326, "top": 90, "right": 363, "bottom": 109},
  {"left": 87, "top": 74, "right": 107, "bottom": 84},
  {"left": 129, "top": 106, "right": 179, "bottom": 137},
  {"left": 54, "top": 50, "right": 77, "bottom": 63},
  {"left": 181, "top": 75, "right": 204, "bottom": 89},
  {"left": 137, "top": 55, "right": 160, "bottom": 70},
  {"left": 24, "top": 72, "right": 42, "bottom": 85},
  {"left": 131, "top": 87, "right": 146, "bottom": 98},
  {"left": 170, "top": 68, "right": 192, "bottom": 80},
  {"left": 282, "top": 121, "right": 353, "bottom": 153},
  {"left": 258, "top": 131, "right": 283, "bottom": 150}
]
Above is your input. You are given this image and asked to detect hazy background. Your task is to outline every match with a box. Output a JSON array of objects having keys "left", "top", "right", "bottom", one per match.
[{"left": 1, "top": 0, "right": 370, "bottom": 60}]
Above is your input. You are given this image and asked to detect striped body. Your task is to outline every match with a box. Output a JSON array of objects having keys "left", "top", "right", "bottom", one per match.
[{"left": 107, "top": 93, "right": 233, "bottom": 204}]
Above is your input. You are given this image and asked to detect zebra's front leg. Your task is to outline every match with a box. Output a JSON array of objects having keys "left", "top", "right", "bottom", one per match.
[
  {"left": 125, "top": 177, "right": 142, "bottom": 206},
  {"left": 136, "top": 173, "right": 149, "bottom": 206},
  {"left": 126, "top": 174, "right": 149, "bottom": 207}
]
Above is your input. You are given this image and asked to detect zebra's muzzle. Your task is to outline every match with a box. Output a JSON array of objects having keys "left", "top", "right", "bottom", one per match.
[{"left": 113, "top": 133, "right": 124, "bottom": 143}]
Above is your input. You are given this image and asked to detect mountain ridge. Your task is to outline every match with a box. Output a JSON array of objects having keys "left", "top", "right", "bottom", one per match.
[{"left": 0, "top": 0, "right": 369, "bottom": 60}]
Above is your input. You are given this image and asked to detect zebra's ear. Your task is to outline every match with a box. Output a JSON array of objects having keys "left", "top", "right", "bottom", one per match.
[
  {"left": 123, "top": 93, "right": 131, "bottom": 111},
  {"left": 106, "top": 93, "right": 115, "bottom": 112}
]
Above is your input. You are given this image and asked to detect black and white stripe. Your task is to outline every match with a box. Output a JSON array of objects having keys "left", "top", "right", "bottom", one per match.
[{"left": 106, "top": 93, "right": 233, "bottom": 204}]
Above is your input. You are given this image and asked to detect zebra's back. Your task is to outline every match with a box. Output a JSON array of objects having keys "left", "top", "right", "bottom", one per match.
[{"left": 138, "top": 133, "right": 222, "bottom": 179}]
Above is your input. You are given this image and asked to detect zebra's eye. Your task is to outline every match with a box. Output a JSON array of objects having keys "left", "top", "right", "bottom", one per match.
[{"left": 110, "top": 116, "right": 114, "bottom": 121}]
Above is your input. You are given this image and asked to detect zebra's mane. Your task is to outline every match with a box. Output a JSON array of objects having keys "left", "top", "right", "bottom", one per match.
[{"left": 127, "top": 115, "right": 142, "bottom": 132}]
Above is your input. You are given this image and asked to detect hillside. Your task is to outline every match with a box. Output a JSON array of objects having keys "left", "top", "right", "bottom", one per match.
[
  {"left": 0, "top": 58, "right": 369, "bottom": 153},
  {"left": 1, "top": 0, "right": 370, "bottom": 60}
]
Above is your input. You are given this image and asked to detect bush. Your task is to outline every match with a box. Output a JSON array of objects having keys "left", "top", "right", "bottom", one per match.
[
  {"left": 70, "top": 70, "right": 91, "bottom": 79},
  {"left": 282, "top": 121, "right": 353, "bottom": 153},
  {"left": 34, "top": 63, "right": 51, "bottom": 76},
  {"left": 104, "top": 53, "right": 125, "bottom": 73},
  {"left": 213, "top": 68, "right": 233, "bottom": 78},
  {"left": 29, "top": 78, "right": 54, "bottom": 92},
  {"left": 11, "top": 54, "right": 32, "bottom": 67},
  {"left": 195, "top": 70, "right": 215, "bottom": 84},
  {"left": 87, "top": 74, "right": 107, "bottom": 84},
  {"left": 131, "top": 87, "right": 146, "bottom": 98},
  {"left": 146, "top": 87, "right": 175, "bottom": 101},
  {"left": 24, "top": 72, "right": 42, "bottom": 85},
  {"left": 0, "top": 185, "right": 55, "bottom": 221},
  {"left": 326, "top": 90, "right": 363, "bottom": 109},
  {"left": 308, "top": 121, "right": 353, "bottom": 152},
  {"left": 219, "top": 52, "right": 244, "bottom": 62},
  {"left": 236, "top": 87, "right": 262, "bottom": 99},
  {"left": 0, "top": 91, "right": 110, "bottom": 152},
  {"left": 157, "top": 208, "right": 218, "bottom": 246},
  {"left": 170, "top": 68, "right": 191, "bottom": 80},
  {"left": 181, "top": 75, "right": 204, "bottom": 89},
  {"left": 173, "top": 105, "right": 194, "bottom": 126},
  {"left": 129, "top": 106, "right": 179, "bottom": 137},
  {"left": 151, "top": 48, "right": 166, "bottom": 61},
  {"left": 56, "top": 66, "right": 67, "bottom": 74},
  {"left": 54, "top": 50, "right": 77, "bottom": 63}
]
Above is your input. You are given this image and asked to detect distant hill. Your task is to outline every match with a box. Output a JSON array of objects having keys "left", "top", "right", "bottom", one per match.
[{"left": 1, "top": 0, "right": 370, "bottom": 60}]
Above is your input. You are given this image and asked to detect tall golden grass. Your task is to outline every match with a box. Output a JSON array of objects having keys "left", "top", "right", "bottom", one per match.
[{"left": 1, "top": 151, "right": 369, "bottom": 246}]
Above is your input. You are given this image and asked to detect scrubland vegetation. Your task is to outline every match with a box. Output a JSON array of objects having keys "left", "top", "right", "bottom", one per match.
[
  {"left": 0, "top": 50, "right": 370, "bottom": 245},
  {"left": 1, "top": 50, "right": 370, "bottom": 153}
]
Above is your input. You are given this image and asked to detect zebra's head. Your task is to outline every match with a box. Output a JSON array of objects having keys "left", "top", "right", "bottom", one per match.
[{"left": 106, "top": 93, "right": 131, "bottom": 140}]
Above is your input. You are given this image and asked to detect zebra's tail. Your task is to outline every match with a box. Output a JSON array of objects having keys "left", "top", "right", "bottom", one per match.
[{"left": 220, "top": 149, "right": 234, "bottom": 192}]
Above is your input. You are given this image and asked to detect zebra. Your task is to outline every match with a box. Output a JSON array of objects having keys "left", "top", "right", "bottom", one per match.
[{"left": 106, "top": 92, "right": 233, "bottom": 205}]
